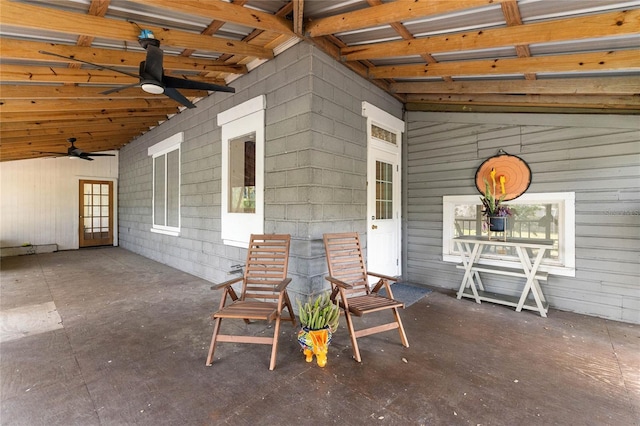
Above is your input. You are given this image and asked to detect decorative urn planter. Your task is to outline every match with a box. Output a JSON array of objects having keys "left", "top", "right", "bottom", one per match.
[
  {"left": 297, "top": 326, "right": 332, "bottom": 367},
  {"left": 297, "top": 292, "right": 340, "bottom": 368}
]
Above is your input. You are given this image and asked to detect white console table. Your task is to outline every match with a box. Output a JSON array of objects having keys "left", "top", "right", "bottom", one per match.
[{"left": 454, "top": 236, "right": 554, "bottom": 317}]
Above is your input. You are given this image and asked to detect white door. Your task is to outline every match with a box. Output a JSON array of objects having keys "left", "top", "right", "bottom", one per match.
[{"left": 367, "top": 135, "right": 401, "bottom": 278}]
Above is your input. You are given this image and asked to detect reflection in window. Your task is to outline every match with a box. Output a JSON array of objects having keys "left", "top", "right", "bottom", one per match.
[
  {"left": 372, "top": 124, "right": 397, "bottom": 145},
  {"left": 228, "top": 133, "right": 256, "bottom": 213},
  {"left": 454, "top": 202, "right": 560, "bottom": 260}
]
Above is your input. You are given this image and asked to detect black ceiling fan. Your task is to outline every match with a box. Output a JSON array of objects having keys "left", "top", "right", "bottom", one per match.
[
  {"left": 38, "top": 138, "right": 116, "bottom": 161},
  {"left": 40, "top": 29, "right": 235, "bottom": 109}
]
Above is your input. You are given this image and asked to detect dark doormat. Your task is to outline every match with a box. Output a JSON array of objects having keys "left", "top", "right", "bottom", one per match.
[{"left": 379, "top": 283, "right": 432, "bottom": 307}]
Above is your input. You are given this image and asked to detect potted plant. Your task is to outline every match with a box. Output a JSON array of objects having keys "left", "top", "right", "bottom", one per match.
[
  {"left": 296, "top": 292, "right": 340, "bottom": 367},
  {"left": 480, "top": 173, "right": 512, "bottom": 232}
]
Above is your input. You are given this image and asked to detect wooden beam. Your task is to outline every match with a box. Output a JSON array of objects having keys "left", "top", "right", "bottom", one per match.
[
  {"left": 404, "top": 93, "right": 640, "bottom": 110},
  {"left": 404, "top": 103, "right": 640, "bottom": 114},
  {"left": 340, "top": 9, "right": 640, "bottom": 61},
  {"left": 293, "top": 0, "right": 304, "bottom": 36},
  {"left": 306, "top": 0, "right": 506, "bottom": 37},
  {"left": 0, "top": 0, "right": 274, "bottom": 59},
  {"left": 369, "top": 50, "right": 640, "bottom": 79},
  {"left": 1, "top": 39, "right": 248, "bottom": 74},
  {"left": 389, "top": 77, "right": 640, "bottom": 95},
  {"left": 128, "top": 0, "right": 294, "bottom": 36}
]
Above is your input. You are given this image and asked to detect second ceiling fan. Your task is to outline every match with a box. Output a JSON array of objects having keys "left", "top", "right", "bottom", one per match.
[{"left": 41, "top": 30, "right": 235, "bottom": 109}]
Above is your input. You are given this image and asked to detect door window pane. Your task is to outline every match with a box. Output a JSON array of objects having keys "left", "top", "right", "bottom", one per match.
[{"left": 376, "top": 160, "right": 393, "bottom": 220}]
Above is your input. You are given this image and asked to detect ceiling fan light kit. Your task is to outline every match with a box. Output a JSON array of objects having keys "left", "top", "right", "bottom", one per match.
[
  {"left": 141, "top": 80, "right": 165, "bottom": 94},
  {"left": 39, "top": 29, "right": 235, "bottom": 109},
  {"left": 37, "top": 138, "right": 116, "bottom": 161}
]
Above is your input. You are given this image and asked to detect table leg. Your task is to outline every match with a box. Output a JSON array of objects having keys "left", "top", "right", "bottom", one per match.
[
  {"left": 456, "top": 241, "right": 481, "bottom": 302},
  {"left": 515, "top": 246, "right": 548, "bottom": 317}
]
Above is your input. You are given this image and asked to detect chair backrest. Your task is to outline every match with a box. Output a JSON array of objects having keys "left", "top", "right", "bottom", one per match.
[
  {"left": 323, "top": 232, "right": 370, "bottom": 296},
  {"left": 241, "top": 234, "right": 291, "bottom": 301}
]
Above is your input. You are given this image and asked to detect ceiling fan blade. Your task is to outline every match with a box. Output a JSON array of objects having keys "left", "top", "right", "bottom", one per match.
[
  {"left": 83, "top": 153, "right": 116, "bottom": 157},
  {"left": 163, "top": 87, "right": 196, "bottom": 109},
  {"left": 78, "top": 155, "right": 95, "bottom": 161},
  {"left": 101, "top": 82, "right": 141, "bottom": 95},
  {"left": 36, "top": 151, "right": 66, "bottom": 156},
  {"left": 163, "top": 75, "right": 235, "bottom": 93},
  {"left": 39, "top": 51, "right": 139, "bottom": 79},
  {"left": 144, "top": 45, "right": 164, "bottom": 83}
]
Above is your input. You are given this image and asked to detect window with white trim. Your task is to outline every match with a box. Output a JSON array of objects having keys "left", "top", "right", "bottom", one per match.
[
  {"left": 218, "top": 95, "right": 265, "bottom": 248},
  {"left": 443, "top": 192, "right": 575, "bottom": 276},
  {"left": 148, "top": 133, "right": 182, "bottom": 236}
]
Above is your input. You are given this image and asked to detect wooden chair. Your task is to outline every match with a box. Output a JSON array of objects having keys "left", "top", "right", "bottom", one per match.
[
  {"left": 323, "top": 232, "right": 409, "bottom": 362},
  {"left": 206, "top": 234, "right": 296, "bottom": 370}
]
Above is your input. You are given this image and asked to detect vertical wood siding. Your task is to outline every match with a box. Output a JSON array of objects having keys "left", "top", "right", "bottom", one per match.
[
  {"left": 404, "top": 112, "right": 639, "bottom": 324},
  {"left": 0, "top": 155, "right": 119, "bottom": 250}
]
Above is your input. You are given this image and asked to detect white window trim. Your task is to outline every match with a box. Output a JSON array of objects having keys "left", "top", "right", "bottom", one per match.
[
  {"left": 148, "top": 132, "right": 183, "bottom": 236},
  {"left": 442, "top": 192, "right": 576, "bottom": 277},
  {"left": 218, "top": 95, "right": 265, "bottom": 248}
]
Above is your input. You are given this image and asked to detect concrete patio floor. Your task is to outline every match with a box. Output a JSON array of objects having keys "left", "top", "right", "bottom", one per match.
[{"left": 1, "top": 247, "right": 638, "bottom": 425}]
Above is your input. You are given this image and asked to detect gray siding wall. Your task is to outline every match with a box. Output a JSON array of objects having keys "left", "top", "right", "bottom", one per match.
[
  {"left": 118, "top": 42, "right": 402, "bottom": 302},
  {"left": 404, "top": 112, "right": 640, "bottom": 324}
]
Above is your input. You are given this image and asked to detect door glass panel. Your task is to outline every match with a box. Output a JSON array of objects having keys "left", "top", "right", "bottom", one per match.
[
  {"left": 101, "top": 184, "right": 109, "bottom": 195},
  {"left": 375, "top": 160, "right": 393, "bottom": 220}
]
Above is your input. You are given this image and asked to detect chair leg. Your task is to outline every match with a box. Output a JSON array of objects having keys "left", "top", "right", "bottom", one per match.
[
  {"left": 206, "top": 317, "right": 222, "bottom": 366},
  {"left": 343, "top": 310, "right": 362, "bottom": 362},
  {"left": 269, "top": 316, "right": 282, "bottom": 371},
  {"left": 283, "top": 292, "right": 296, "bottom": 326},
  {"left": 392, "top": 307, "right": 409, "bottom": 348}
]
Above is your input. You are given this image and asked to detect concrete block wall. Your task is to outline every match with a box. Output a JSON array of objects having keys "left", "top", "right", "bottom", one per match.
[{"left": 118, "top": 41, "right": 403, "bottom": 304}]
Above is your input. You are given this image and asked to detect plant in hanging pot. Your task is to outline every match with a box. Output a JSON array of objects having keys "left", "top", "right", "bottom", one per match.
[
  {"left": 297, "top": 292, "right": 340, "bottom": 367},
  {"left": 480, "top": 174, "right": 512, "bottom": 232}
]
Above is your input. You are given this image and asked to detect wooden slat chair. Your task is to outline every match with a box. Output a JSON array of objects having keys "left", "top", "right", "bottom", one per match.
[
  {"left": 323, "top": 232, "right": 409, "bottom": 362},
  {"left": 206, "top": 234, "right": 296, "bottom": 370}
]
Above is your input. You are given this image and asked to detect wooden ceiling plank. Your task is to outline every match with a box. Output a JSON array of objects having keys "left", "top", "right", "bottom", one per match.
[
  {"left": 0, "top": 0, "right": 274, "bottom": 59},
  {"left": 0, "top": 84, "right": 208, "bottom": 99},
  {"left": 0, "top": 117, "right": 163, "bottom": 131},
  {"left": 306, "top": 0, "right": 505, "bottom": 37},
  {"left": 127, "top": 0, "right": 293, "bottom": 36},
  {"left": 1, "top": 123, "right": 156, "bottom": 139},
  {"left": 340, "top": 9, "right": 640, "bottom": 61},
  {"left": 0, "top": 64, "right": 229, "bottom": 86},
  {"left": 390, "top": 76, "right": 640, "bottom": 95},
  {"left": 0, "top": 98, "right": 183, "bottom": 113},
  {"left": 1, "top": 130, "right": 143, "bottom": 146},
  {"left": 0, "top": 39, "right": 248, "bottom": 74},
  {"left": 0, "top": 108, "right": 178, "bottom": 123},
  {"left": 369, "top": 50, "right": 640, "bottom": 79}
]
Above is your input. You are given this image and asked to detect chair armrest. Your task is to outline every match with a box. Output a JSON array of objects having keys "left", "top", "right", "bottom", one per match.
[
  {"left": 210, "top": 276, "right": 243, "bottom": 291},
  {"left": 275, "top": 277, "right": 292, "bottom": 292},
  {"left": 367, "top": 271, "right": 399, "bottom": 282},
  {"left": 368, "top": 272, "right": 397, "bottom": 295},
  {"left": 324, "top": 275, "right": 354, "bottom": 289}
]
